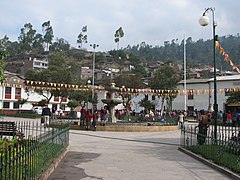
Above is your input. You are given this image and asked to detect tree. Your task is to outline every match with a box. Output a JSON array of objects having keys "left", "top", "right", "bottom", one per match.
[
  {"left": 68, "top": 90, "right": 94, "bottom": 108},
  {"left": 50, "top": 38, "right": 70, "bottom": 52},
  {"left": 0, "top": 35, "right": 9, "bottom": 50},
  {"left": 18, "top": 23, "right": 37, "bottom": 53},
  {"left": 138, "top": 98, "right": 155, "bottom": 113},
  {"left": 67, "top": 100, "right": 79, "bottom": 117},
  {"left": 226, "top": 92, "right": 240, "bottom": 104},
  {"left": 42, "top": 21, "right": 54, "bottom": 51},
  {"left": 149, "top": 64, "right": 181, "bottom": 112},
  {"left": 77, "top": 26, "right": 87, "bottom": 49},
  {"left": 132, "top": 64, "right": 148, "bottom": 77},
  {"left": 0, "top": 50, "right": 6, "bottom": 83},
  {"left": 24, "top": 51, "right": 75, "bottom": 103},
  {"left": 16, "top": 98, "right": 28, "bottom": 113},
  {"left": 114, "top": 27, "right": 124, "bottom": 50},
  {"left": 38, "top": 99, "right": 48, "bottom": 106},
  {"left": 32, "top": 33, "right": 44, "bottom": 53},
  {"left": 115, "top": 73, "right": 143, "bottom": 89}
]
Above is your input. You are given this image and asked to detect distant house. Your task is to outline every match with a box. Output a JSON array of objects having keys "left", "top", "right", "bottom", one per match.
[
  {"left": 24, "top": 56, "right": 48, "bottom": 71},
  {"left": 81, "top": 66, "right": 92, "bottom": 80}
]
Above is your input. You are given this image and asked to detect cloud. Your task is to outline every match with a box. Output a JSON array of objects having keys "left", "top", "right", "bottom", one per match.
[{"left": 0, "top": 0, "right": 239, "bottom": 51}]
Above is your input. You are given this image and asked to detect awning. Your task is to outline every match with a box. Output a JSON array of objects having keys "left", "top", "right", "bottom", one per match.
[{"left": 226, "top": 103, "right": 240, "bottom": 107}]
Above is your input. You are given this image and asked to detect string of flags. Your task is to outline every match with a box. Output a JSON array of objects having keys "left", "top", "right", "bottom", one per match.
[
  {"left": 1, "top": 78, "right": 240, "bottom": 96},
  {"left": 215, "top": 40, "right": 240, "bottom": 73}
]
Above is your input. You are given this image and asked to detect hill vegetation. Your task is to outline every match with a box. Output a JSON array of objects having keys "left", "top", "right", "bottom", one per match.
[{"left": 0, "top": 21, "right": 239, "bottom": 77}]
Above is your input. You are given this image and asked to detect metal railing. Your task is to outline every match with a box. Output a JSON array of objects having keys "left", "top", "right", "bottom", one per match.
[
  {"left": 180, "top": 124, "right": 240, "bottom": 174},
  {"left": 0, "top": 121, "right": 69, "bottom": 179}
]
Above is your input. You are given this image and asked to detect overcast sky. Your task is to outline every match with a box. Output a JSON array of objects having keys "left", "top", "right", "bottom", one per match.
[{"left": 1, "top": 0, "right": 239, "bottom": 52}]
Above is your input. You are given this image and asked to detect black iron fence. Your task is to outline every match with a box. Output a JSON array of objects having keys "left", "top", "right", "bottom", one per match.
[
  {"left": 0, "top": 121, "right": 69, "bottom": 179},
  {"left": 180, "top": 124, "right": 240, "bottom": 174}
]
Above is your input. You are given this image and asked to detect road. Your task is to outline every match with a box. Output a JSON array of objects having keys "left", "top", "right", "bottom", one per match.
[{"left": 48, "top": 130, "right": 230, "bottom": 180}]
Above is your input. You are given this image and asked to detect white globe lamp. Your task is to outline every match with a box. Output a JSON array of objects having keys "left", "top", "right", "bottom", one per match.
[{"left": 199, "top": 15, "right": 209, "bottom": 26}]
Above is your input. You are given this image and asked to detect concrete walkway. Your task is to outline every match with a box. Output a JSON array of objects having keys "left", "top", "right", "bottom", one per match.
[{"left": 48, "top": 130, "right": 230, "bottom": 180}]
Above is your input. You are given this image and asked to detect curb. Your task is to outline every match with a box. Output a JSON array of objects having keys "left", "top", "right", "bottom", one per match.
[
  {"left": 38, "top": 146, "right": 69, "bottom": 180},
  {"left": 178, "top": 146, "right": 240, "bottom": 180},
  {"left": 70, "top": 125, "right": 179, "bottom": 132}
]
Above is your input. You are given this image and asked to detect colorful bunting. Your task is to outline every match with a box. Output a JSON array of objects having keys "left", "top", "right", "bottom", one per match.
[{"left": 215, "top": 40, "right": 240, "bottom": 73}]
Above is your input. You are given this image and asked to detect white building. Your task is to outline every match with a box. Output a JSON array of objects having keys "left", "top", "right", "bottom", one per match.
[
  {"left": 0, "top": 71, "right": 69, "bottom": 115},
  {"left": 113, "top": 75, "right": 240, "bottom": 114},
  {"left": 32, "top": 57, "right": 48, "bottom": 69},
  {"left": 173, "top": 75, "right": 240, "bottom": 112}
]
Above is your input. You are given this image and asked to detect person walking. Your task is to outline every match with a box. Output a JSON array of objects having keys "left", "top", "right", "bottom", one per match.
[
  {"left": 92, "top": 111, "right": 99, "bottom": 131},
  {"left": 41, "top": 105, "right": 51, "bottom": 127},
  {"left": 178, "top": 112, "right": 185, "bottom": 129}
]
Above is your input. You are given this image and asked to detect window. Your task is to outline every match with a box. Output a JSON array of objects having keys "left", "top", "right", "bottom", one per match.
[
  {"left": 13, "top": 102, "right": 19, "bottom": 109},
  {"left": 188, "top": 89, "right": 194, "bottom": 100},
  {"left": 15, "top": 88, "right": 21, "bottom": 99},
  {"left": 54, "top": 97, "right": 59, "bottom": 102},
  {"left": 62, "top": 97, "right": 67, "bottom": 102},
  {"left": 34, "top": 62, "right": 41, "bottom": 66},
  {"left": 5, "top": 87, "right": 11, "bottom": 99},
  {"left": 3, "top": 102, "right": 10, "bottom": 108}
]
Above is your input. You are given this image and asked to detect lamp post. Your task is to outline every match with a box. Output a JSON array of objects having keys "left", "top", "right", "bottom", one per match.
[
  {"left": 87, "top": 80, "right": 91, "bottom": 111},
  {"left": 90, "top": 43, "right": 99, "bottom": 114},
  {"left": 199, "top": 7, "right": 218, "bottom": 140}
]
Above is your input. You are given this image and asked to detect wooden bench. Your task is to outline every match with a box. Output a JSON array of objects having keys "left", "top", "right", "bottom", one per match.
[{"left": 0, "top": 121, "right": 24, "bottom": 139}]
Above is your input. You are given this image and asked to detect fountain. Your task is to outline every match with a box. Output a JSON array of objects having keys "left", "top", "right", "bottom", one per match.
[{"left": 102, "top": 83, "right": 125, "bottom": 123}]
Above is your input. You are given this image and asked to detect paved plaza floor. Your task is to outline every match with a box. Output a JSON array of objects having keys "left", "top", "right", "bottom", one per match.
[{"left": 48, "top": 130, "right": 230, "bottom": 180}]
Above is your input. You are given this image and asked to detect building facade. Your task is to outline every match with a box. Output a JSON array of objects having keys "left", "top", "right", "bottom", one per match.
[
  {"left": 0, "top": 71, "right": 69, "bottom": 114},
  {"left": 2, "top": 71, "right": 240, "bottom": 115},
  {"left": 173, "top": 75, "right": 240, "bottom": 112}
]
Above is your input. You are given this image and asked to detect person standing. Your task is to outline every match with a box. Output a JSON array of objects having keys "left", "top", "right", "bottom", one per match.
[
  {"left": 178, "top": 112, "right": 185, "bottom": 129},
  {"left": 193, "top": 110, "right": 197, "bottom": 121},
  {"left": 80, "top": 106, "right": 87, "bottom": 126},
  {"left": 100, "top": 106, "right": 107, "bottom": 126},
  {"left": 85, "top": 111, "right": 92, "bottom": 130},
  {"left": 52, "top": 107, "right": 56, "bottom": 121},
  {"left": 226, "top": 111, "right": 232, "bottom": 126},
  {"left": 223, "top": 111, "right": 227, "bottom": 126},
  {"left": 235, "top": 111, "right": 240, "bottom": 127},
  {"left": 41, "top": 105, "right": 51, "bottom": 127},
  {"left": 59, "top": 108, "right": 63, "bottom": 120},
  {"left": 195, "top": 110, "right": 210, "bottom": 145},
  {"left": 92, "top": 111, "right": 99, "bottom": 131}
]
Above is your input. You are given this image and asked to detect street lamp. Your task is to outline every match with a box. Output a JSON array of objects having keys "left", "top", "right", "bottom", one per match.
[
  {"left": 87, "top": 80, "right": 91, "bottom": 110},
  {"left": 90, "top": 43, "right": 99, "bottom": 114},
  {"left": 199, "top": 7, "right": 218, "bottom": 140}
]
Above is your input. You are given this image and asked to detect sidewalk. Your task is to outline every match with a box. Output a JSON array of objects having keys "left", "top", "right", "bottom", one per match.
[{"left": 48, "top": 130, "right": 229, "bottom": 180}]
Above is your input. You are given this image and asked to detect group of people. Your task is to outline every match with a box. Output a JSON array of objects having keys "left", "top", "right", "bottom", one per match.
[
  {"left": 220, "top": 110, "right": 240, "bottom": 127},
  {"left": 80, "top": 106, "right": 108, "bottom": 131},
  {"left": 179, "top": 108, "right": 240, "bottom": 145}
]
